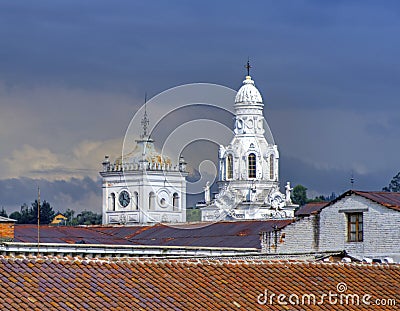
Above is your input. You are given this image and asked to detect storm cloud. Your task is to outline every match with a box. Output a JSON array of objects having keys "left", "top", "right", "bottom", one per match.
[{"left": 0, "top": 1, "right": 399, "bottom": 213}]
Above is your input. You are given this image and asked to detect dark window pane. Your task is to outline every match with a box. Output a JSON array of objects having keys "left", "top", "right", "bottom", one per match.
[
  {"left": 248, "top": 153, "right": 256, "bottom": 178},
  {"left": 227, "top": 155, "right": 233, "bottom": 179}
]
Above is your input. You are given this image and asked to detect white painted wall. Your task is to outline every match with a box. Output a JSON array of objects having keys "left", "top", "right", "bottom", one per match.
[
  {"left": 262, "top": 194, "right": 400, "bottom": 261},
  {"left": 100, "top": 170, "right": 187, "bottom": 225},
  {"left": 319, "top": 195, "right": 400, "bottom": 259}
]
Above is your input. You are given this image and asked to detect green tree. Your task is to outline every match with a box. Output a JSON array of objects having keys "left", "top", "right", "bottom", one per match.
[
  {"left": 32, "top": 200, "right": 55, "bottom": 225},
  {"left": 9, "top": 211, "right": 21, "bottom": 222},
  {"left": 19, "top": 203, "right": 35, "bottom": 224},
  {"left": 75, "top": 210, "right": 102, "bottom": 225},
  {"left": 291, "top": 184, "right": 308, "bottom": 206},
  {"left": 13, "top": 200, "right": 55, "bottom": 224},
  {"left": 0, "top": 207, "right": 8, "bottom": 218},
  {"left": 64, "top": 208, "right": 77, "bottom": 226},
  {"left": 186, "top": 208, "right": 201, "bottom": 222},
  {"left": 308, "top": 195, "right": 328, "bottom": 203},
  {"left": 383, "top": 172, "right": 400, "bottom": 192}
]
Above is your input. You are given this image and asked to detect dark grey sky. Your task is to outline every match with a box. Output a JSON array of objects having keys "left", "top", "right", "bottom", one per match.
[{"left": 1, "top": 1, "right": 399, "bottom": 212}]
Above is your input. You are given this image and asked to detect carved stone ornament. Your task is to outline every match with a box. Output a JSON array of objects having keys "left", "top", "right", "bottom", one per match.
[{"left": 267, "top": 189, "right": 286, "bottom": 210}]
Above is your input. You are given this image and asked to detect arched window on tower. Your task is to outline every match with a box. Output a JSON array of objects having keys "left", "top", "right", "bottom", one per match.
[
  {"left": 270, "top": 154, "right": 274, "bottom": 180},
  {"left": 227, "top": 154, "right": 233, "bottom": 179},
  {"left": 110, "top": 193, "right": 115, "bottom": 211},
  {"left": 133, "top": 192, "right": 139, "bottom": 210},
  {"left": 149, "top": 192, "right": 155, "bottom": 210},
  {"left": 173, "top": 193, "right": 179, "bottom": 211},
  {"left": 248, "top": 153, "right": 256, "bottom": 178}
]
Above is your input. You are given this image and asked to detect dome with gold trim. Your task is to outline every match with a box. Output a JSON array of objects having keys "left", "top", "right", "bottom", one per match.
[{"left": 113, "top": 137, "right": 174, "bottom": 171}]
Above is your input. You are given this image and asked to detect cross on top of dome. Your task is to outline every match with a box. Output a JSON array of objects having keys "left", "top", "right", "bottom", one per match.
[
  {"left": 235, "top": 60, "right": 263, "bottom": 104},
  {"left": 245, "top": 59, "right": 251, "bottom": 76}
]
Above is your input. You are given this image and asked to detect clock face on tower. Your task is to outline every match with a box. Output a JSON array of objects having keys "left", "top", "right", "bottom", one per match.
[{"left": 119, "top": 190, "right": 130, "bottom": 207}]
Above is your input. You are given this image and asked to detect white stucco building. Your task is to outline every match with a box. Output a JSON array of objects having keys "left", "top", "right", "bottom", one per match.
[
  {"left": 201, "top": 68, "right": 297, "bottom": 221},
  {"left": 100, "top": 111, "right": 188, "bottom": 225}
]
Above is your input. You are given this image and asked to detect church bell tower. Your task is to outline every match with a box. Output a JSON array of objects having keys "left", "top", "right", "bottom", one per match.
[{"left": 201, "top": 62, "right": 297, "bottom": 221}]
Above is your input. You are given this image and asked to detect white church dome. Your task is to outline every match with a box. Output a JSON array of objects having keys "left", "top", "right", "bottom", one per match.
[{"left": 235, "top": 76, "right": 263, "bottom": 104}]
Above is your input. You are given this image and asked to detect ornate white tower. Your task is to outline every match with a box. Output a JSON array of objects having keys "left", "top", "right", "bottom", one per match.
[
  {"left": 100, "top": 108, "right": 188, "bottom": 225},
  {"left": 201, "top": 62, "right": 297, "bottom": 221}
]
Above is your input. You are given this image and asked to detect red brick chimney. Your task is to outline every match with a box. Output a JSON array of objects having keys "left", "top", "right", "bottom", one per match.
[{"left": 0, "top": 217, "right": 16, "bottom": 241}]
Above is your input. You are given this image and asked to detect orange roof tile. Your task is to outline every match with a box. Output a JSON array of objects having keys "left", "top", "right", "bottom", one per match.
[{"left": 0, "top": 256, "right": 398, "bottom": 310}]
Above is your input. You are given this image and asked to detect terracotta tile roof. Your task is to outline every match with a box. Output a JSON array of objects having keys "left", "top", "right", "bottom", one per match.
[
  {"left": 0, "top": 255, "right": 398, "bottom": 310},
  {"left": 295, "top": 202, "right": 328, "bottom": 216},
  {"left": 15, "top": 220, "right": 294, "bottom": 249}
]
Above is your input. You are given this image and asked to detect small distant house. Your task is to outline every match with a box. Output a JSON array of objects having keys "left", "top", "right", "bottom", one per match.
[{"left": 50, "top": 213, "right": 68, "bottom": 226}]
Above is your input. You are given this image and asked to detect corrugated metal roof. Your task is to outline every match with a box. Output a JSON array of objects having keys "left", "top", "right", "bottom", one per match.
[
  {"left": 14, "top": 225, "right": 133, "bottom": 245},
  {"left": 15, "top": 220, "right": 294, "bottom": 249},
  {"left": 93, "top": 220, "right": 294, "bottom": 249},
  {"left": 295, "top": 202, "right": 328, "bottom": 216},
  {"left": 353, "top": 190, "right": 400, "bottom": 211},
  {"left": 296, "top": 190, "right": 400, "bottom": 215},
  {"left": 0, "top": 216, "right": 17, "bottom": 222}
]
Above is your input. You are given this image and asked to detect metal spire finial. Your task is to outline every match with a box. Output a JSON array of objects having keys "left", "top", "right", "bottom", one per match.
[
  {"left": 141, "top": 93, "right": 149, "bottom": 138},
  {"left": 245, "top": 58, "right": 252, "bottom": 76}
]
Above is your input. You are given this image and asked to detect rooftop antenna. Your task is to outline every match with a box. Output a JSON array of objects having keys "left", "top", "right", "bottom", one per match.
[
  {"left": 350, "top": 172, "right": 354, "bottom": 189},
  {"left": 37, "top": 186, "right": 40, "bottom": 256},
  {"left": 141, "top": 92, "right": 149, "bottom": 138},
  {"left": 245, "top": 58, "right": 252, "bottom": 76}
]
